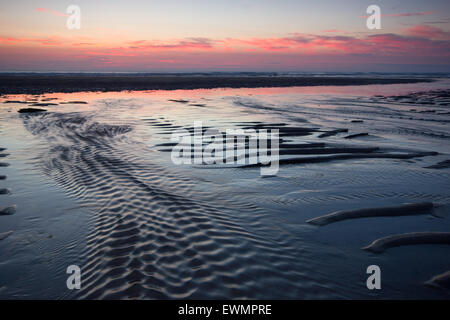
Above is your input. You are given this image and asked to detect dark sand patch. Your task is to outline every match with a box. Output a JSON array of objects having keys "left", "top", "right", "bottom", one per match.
[
  {"left": 60, "top": 101, "right": 88, "bottom": 104},
  {"left": 30, "top": 103, "right": 58, "bottom": 107},
  {"left": 418, "top": 110, "right": 436, "bottom": 113},
  {"left": 247, "top": 126, "right": 318, "bottom": 137},
  {"left": 18, "top": 108, "right": 47, "bottom": 113},
  {"left": 240, "top": 151, "right": 438, "bottom": 168},
  {"left": 0, "top": 205, "right": 16, "bottom": 215},
  {"left": 158, "top": 119, "right": 439, "bottom": 168},
  {"left": 168, "top": 99, "right": 189, "bottom": 104},
  {"left": 0, "top": 188, "right": 11, "bottom": 195},
  {"left": 318, "top": 129, "right": 348, "bottom": 138},
  {"left": 154, "top": 142, "right": 180, "bottom": 147},
  {"left": 0, "top": 231, "right": 13, "bottom": 241},
  {"left": 0, "top": 162, "right": 10, "bottom": 167},
  {"left": 425, "top": 159, "right": 450, "bottom": 169},
  {"left": 278, "top": 147, "right": 379, "bottom": 156},
  {"left": 307, "top": 202, "right": 434, "bottom": 226},
  {"left": 425, "top": 270, "right": 450, "bottom": 289},
  {"left": 0, "top": 175, "right": 6, "bottom": 180},
  {"left": 372, "top": 89, "right": 450, "bottom": 106},
  {"left": 150, "top": 123, "right": 179, "bottom": 127},
  {"left": 239, "top": 123, "right": 289, "bottom": 128},
  {"left": 279, "top": 143, "right": 325, "bottom": 149},
  {"left": 344, "top": 133, "right": 369, "bottom": 139},
  {"left": 363, "top": 232, "right": 450, "bottom": 253},
  {"left": 4, "top": 100, "right": 28, "bottom": 104}
]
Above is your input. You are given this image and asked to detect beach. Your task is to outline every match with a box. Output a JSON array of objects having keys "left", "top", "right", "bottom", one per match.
[{"left": 0, "top": 75, "right": 449, "bottom": 299}]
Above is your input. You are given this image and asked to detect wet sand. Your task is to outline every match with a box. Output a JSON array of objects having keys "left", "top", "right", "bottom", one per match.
[{"left": 0, "top": 79, "right": 449, "bottom": 299}]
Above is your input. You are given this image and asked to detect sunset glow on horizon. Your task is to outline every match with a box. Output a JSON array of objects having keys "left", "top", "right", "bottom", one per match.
[{"left": 1, "top": 0, "right": 449, "bottom": 72}]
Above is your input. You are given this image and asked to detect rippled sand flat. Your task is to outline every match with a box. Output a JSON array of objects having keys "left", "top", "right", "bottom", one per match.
[{"left": 0, "top": 79, "right": 450, "bottom": 299}]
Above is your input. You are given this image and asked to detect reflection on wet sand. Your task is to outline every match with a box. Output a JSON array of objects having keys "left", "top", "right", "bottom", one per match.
[{"left": 0, "top": 80, "right": 449, "bottom": 299}]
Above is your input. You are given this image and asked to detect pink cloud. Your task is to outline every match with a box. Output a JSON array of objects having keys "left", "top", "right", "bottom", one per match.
[
  {"left": 322, "top": 29, "right": 344, "bottom": 33},
  {"left": 84, "top": 50, "right": 137, "bottom": 57},
  {"left": 405, "top": 25, "right": 450, "bottom": 40},
  {"left": 223, "top": 28, "right": 450, "bottom": 56},
  {"left": 128, "top": 38, "right": 215, "bottom": 50},
  {"left": 386, "top": 11, "right": 435, "bottom": 17},
  {"left": 2, "top": 27, "right": 449, "bottom": 57},
  {"left": 361, "top": 11, "right": 434, "bottom": 18},
  {"left": 72, "top": 43, "right": 95, "bottom": 47},
  {"left": 225, "top": 34, "right": 367, "bottom": 53},
  {"left": 36, "top": 8, "right": 69, "bottom": 17},
  {"left": 0, "top": 36, "right": 62, "bottom": 45},
  {"left": 0, "top": 45, "right": 448, "bottom": 72},
  {"left": 0, "top": 37, "right": 25, "bottom": 43},
  {"left": 0, "top": 25, "right": 449, "bottom": 71}
]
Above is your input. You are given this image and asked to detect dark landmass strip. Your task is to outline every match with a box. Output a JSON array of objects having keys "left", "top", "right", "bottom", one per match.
[{"left": 0, "top": 74, "right": 434, "bottom": 94}]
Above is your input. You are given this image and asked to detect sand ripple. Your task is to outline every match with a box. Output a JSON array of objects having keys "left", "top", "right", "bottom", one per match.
[{"left": 20, "top": 112, "right": 334, "bottom": 299}]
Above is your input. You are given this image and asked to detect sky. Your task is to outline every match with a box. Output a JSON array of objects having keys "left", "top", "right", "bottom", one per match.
[{"left": 0, "top": 0, "right": 449, "bottom": 72}]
